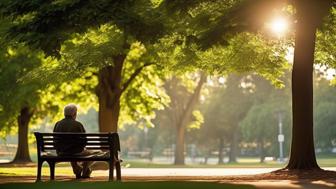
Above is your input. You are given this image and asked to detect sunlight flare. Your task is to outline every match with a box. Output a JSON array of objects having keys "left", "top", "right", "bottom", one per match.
[{"left": 269, "top": 17, "right": 289, "bottom": 37}]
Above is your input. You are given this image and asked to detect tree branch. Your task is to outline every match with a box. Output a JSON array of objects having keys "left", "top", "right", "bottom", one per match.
[{"left": 121, "top": 62, "right": 154, "bottom": 94}]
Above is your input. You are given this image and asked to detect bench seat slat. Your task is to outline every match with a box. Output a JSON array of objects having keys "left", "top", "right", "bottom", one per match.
[
  {"left": 43, "top": 146, "right": 111, "bottom": 150},
  {"left": 43, "top": 142, "right": 111, "bottom": 145},
  {"left": 43, "top": 138, "right": 109, "bottom": 141},
  {"left": 41, "top": 157, "right": 111, "bottom": 161}
]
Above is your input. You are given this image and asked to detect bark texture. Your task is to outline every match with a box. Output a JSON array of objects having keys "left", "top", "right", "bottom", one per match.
[
  {"left": 97, "top": 55, "right": 124, "bottom": 133},
  {"left": 96, "top": 53, "right": 153, "bottom": 133}
]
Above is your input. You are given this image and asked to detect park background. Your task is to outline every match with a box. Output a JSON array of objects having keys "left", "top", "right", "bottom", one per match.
[
  {"left": 2, "top": 73, "right": 336, "bottom": 168},
  {"left": 1, "top": 1, "right": 336, "bottom": 188}
]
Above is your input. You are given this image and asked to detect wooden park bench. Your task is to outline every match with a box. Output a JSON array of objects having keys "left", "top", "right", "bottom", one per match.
[{"left": 34, "top": 132, "right": 121, "bottom": 181}]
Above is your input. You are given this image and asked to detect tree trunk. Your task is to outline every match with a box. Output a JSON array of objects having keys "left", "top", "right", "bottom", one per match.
[
  {"left": 173, "top": 73, "right": 207, "bottom": 165},
  {"left": 97, "top": 55, "right": 125, "bottom": 133},
  {"left": 228, "top": 128, "right": 239, "bottom": 163},
  {"left": 259, "top": 140, "right": 265, "bottom": 163},
  {"left": 218, "top": 137, "right": 225, "bottom": 164},
  {"left": 12, "top": 107, "right": 33, "bottom": 163},
  {"left": 174, "top": 125, "right": 185, "bottom": 165},
  {"left": 204, "top": 156, "right": 208, "bottom": 164},
  {"left": 286, "top": 1, "right": 331, "bottom": 170}
]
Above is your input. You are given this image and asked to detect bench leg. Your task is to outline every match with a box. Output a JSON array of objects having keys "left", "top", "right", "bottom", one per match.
[
  {"left": 48, "top": 162, "right": 55, "bottom": 180},
  {"left": 36, "top": 160, "right": 43, "bottom": 182},
  {"left": 109, "top": 161, "right": 114, "bottom": 181},
  {"left": 116, "top": 161, "right": 121, "bottom": 181}
]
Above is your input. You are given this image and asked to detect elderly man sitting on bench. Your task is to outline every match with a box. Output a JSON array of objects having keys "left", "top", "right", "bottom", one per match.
[{"left": 53, "top": 103, "right": 100, "bottom": 179}]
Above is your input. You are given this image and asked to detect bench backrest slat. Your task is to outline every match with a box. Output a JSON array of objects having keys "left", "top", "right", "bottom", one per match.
[
  {"left": 40, "top": 133, "right": 112, "bottom": 137},
  {"left": 43, "top": 142, "right": 112, "bottom": 145}
]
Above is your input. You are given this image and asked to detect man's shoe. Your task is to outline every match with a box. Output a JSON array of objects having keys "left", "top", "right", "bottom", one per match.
[
  {"left": 76, "top": 173, "right": 81, "bottom": 179},
  {"left": 75, "top": 169, "right": 83, "bottom": 179},
  {"left": 81, "top": 175, "right": 90, "bottom": 179},
  {"left": 82, "top": 168, "right": 92, "bottom": 179}
]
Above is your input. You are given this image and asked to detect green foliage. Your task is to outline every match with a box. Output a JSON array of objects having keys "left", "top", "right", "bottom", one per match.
[
  {"left": 241, "top": 104, "right": 278, "bottom": 142},
  {"left": 240, "top": 75, "right": 291, "bottom": 157},
  {"left": 1, "top": 0, "right": 165, "bottom": 55},
  {"left": 316, "top": 7, "right": 336, "bottom": 77},
  {"left": 314, "top": 77, "right": 336, "bottom": 150},
  {"left": 23, "top": 21, "right": 170, "bottom": 128},
  {"left": 187, "top": 110, "right": 204, "bottom": 130},
  {"left": 201, "top": 74, "right": 253, "bottom": 140},
  {"left": 314, "top": 102, "right": 336, "bottom": 150},
  {"left": 61, "top": 23, "right": 126, "bottom": 69},
  {"left": 197, "top": 33, "right": 290, "bottom": 87},
  {"left": 153, "top": 31, "right": 290, "bottom": 88},
  {"left": 0, "top": 42, "right": 44, "bottom": 131},
  {"left": 121, "top": 64, "right": 170, "bottom": 127}
]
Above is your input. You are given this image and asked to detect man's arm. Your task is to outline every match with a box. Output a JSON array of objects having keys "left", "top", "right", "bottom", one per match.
[
  {"left": 79, "top": 122, "right": 86, "bottom": 133},
  {"left": 53, "top": 122, "right": 59, "bottom": 132},
  {"left": 77, "top": 122, "right": 87, "bottom": 149}
]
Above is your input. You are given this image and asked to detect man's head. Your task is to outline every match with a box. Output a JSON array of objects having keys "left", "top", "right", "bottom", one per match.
[{"left": 64, "top": 104, "right": 77, "bottom": 119}]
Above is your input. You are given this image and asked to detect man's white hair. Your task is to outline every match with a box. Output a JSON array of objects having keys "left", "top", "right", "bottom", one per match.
[{"left": 64, "top": 103, "right": 78, "bottom": 117}]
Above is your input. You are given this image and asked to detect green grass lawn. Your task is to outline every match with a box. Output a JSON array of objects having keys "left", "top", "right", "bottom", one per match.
[
  {"left": 0, "top": 157, "right": 335, "bottom": 177},
  {"left": 1, "top": 155, "right": 335, "bottom": 178},
  {"left": 0, "top": 166, "right": 74, "bottom": 176},
  {"left": 123, "top": 156, "right": 336, "bottom": 168},
  {"left": 0, "top": 181, "right": 255, "bottom": 189},
  {"left": 122, "top": 160, "right": 284, "bottom": 168}
]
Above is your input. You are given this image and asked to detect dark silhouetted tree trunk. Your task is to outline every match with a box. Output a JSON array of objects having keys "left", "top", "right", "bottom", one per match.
[
  {"left": 259, "top": 140, "right": 265, "bottom": 163},
  {"left": 218, "top": 137, "right": 225, "bottom": 164},
  {"left": 286, "top": 1, "right": 332, "bottom": 170},
  {"left": 228, "top": 128, "right": 239, "bottom": 163},
  {"left": 12, "top": 107, "right": 33, "bottom": 163}
]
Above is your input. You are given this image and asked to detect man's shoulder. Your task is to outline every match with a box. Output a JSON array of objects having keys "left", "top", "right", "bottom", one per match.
[
  {"left": 54, "top": 118, "right": 84, "bottom": 131},
  {"left": 58, "top": 118, "right": 82, "bottom": 124},
  {"left": 56, "top": 118, "right": 67, "bottom": 124},
  {"left": 73, "top": 120, "right": 84, "bottom": 126}
]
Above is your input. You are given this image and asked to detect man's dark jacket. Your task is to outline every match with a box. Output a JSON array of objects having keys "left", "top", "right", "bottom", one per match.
[{"left": 53, "top": 116, "right": 86, "bottom": 155}]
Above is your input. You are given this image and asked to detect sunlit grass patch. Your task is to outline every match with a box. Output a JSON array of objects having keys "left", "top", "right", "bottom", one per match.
[{"left": 0, "top": 166, "right": 74, "bottom": 176}]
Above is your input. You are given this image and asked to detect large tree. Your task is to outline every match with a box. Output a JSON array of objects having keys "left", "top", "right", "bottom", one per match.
[
  {"left": 55, "top": 26, "right": 169, "bottom": 132},
  {"left": 286, "top": 0, "right": 333, "bottom": 170},
  {"left": 0, "top": 0, "right": 167, "bottom": 132},
  {"left": 168, "top": 0, "right": 335, "bottom": 170},
  {"left": 0, "top": 40, "right": 46, "bottom": 163}
]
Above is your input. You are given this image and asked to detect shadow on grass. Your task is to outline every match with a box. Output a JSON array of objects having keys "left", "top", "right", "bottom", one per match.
[{"left": 0, "top": 181, "right": 256, "bottom": 189}]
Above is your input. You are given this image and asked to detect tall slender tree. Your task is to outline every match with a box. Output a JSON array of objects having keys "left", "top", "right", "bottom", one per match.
[
  {"left": 286, "top": 0, "right": 332, "bottom": 170},
  {"left": 164, "top": 73, "right": 206, "bottom": 165}
]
